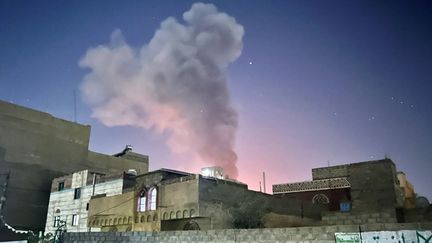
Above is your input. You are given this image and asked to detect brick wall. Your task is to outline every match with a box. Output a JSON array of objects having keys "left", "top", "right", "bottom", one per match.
[{"left": 64, "top": 222, "right": 432, "bottom": 243}]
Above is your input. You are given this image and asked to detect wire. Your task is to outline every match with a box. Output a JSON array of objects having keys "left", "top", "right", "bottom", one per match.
[{"left": 91, "top": 195, "right": 136, "bottom": 217}]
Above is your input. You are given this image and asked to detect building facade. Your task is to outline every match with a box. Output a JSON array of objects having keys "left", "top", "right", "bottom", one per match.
[
  {"left": 273, "top": 159, "right": 410, "bottom": 225},
  {"left": 87, "top": 169, "right": 321, "bottom": 232},
  {"left": 44, "top": 170, "right": 138, "bottom": 234},
  {"left": 0, "top": 100, "right": 149, "bottom": 241}
]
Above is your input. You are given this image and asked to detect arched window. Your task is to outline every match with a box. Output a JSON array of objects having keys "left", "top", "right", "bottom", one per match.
[
  {"left": 183, "top": 210, "right": 189, "bottom": 218},
  {"left": 183, "top": 221, "right": 200, "bottom": 230},
  {"left": 148, "top": 187, "right": 157, "bottom": 210},
  {"left": 312, "top": 193, "right": 330, "bottom": 204},
  {"left": 137, "top": 190, "right": 147, "bottom": 212}
]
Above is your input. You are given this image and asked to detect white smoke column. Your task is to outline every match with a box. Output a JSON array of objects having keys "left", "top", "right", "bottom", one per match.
[{"left": 79, "top": 3, "right": 244, "bottom": 178}]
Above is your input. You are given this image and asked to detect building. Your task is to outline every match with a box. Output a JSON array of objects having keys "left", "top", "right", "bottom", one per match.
[
  {"left": 0, "top": 100, "right": 149, "bottom": 241},
  {"left": 397, "top": 171, "right": 416, "bottom": 209},
  {"left": 86, "top": 169, "right": 321, "bottom": 232},
  {"left": 44, "top": 170, "right": 139, "bottom": 235},
  {"left": 272, "top": 159, "right": 414, "bottom": 225}
]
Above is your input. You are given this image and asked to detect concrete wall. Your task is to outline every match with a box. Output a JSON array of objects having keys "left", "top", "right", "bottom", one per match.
[
  {"left": 0, "top": 101, "right": 90, "bottom": 240},
  {"left": 63, "top": 222, "right": 432, "bottom": 243},
  {"left": 86, "top": 151, "right": 148, "bottom": 176},
  {"left": 0, "top": 100, "right": 149, "bottom": 240}
]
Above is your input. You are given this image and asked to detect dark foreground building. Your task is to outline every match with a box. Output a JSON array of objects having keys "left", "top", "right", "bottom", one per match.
[{"left": 0, "top": 100, "right": 149, "bottom": 241}]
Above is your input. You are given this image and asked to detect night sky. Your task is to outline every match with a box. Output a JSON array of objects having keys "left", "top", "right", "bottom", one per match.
[{"left": 1, "top": 1, "right": 431, "bottom": 199}]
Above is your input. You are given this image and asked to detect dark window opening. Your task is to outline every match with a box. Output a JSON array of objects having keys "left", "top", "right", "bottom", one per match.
[
  {"left": 53, "top": 216, "right": 60, "bottom": 227},
  {"left": 58, "top": 182, "right": 64, "bottom": 191},
  {"left": 74, "top": 188, "right": 81, "bottom": 199}
]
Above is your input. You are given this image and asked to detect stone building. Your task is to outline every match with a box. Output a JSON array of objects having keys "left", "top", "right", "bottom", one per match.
[
  {"left": 272, "top": 159, "right": 414, "bottom": 225},
  {"left": 44, "top": 170, "right": 138, "bottom": 235},
  {"left": 0, "top": 100, "right": 149, "bottom": 241},
  {"left": 87, "top": 169, "right": 321, "bottom": 232}
]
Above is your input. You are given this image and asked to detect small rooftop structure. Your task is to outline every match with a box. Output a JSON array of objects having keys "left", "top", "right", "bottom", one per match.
[{"left": 201, "top": 166, "right": 224, "bottom": 179}]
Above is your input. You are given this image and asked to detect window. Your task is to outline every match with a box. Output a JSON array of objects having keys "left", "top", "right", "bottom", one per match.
[
  {"left": 312, "top": 193, "right": 330, "bottom": 204},
  {"left": 72, "top": 214, "right": 79, "bottom": 226},
  {"left": 86, "top": 203, "right": 89, "bottom": 211},
  {"left": 53, "top": 216, "right": 60, "bottom": 227},
  {"left": 58, "top": 182, "right": 64, "bottom": 191},
  {"left": 74, "top": 188, "right": 81, "bottom": 199},
  {"left": 137, "top": 190, "right": 146, "bottom": 212},
  {"left": 148, "top": 187, "right": 157, "bottom": 210}
]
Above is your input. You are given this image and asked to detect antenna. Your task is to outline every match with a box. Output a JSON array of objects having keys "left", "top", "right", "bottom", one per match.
[
  {"left": 262, "top": 172, "right": 266, "bottom": 193},
  {"left": 259, "top": 181, "right": 262, "bottom": 192},
  {"left": 73, "top": 90, "right": 77, "bottom": 123}
]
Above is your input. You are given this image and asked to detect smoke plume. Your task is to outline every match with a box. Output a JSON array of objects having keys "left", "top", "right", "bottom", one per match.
[{"left": 79, "top": 3, "right": 244, "bottom": 178}]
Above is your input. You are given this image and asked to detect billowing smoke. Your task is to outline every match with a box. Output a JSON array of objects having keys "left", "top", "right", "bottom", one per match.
[{"left": 79, "top": 3, "right": 244, "bottom": 178}]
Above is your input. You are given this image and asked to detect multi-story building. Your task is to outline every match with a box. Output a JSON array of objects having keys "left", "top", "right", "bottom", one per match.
[
  {"left": 0, "top": 100, "right": 149, "bottom": 241},
  {"left": 44, "top": 170, "right": 138, "bottom": 234},
  {"left": 86, "top": 168, "right": 322, "bottom": 232}
]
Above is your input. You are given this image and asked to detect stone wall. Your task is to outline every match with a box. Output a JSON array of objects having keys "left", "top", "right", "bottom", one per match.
[
  {"left": 63, "top": 222, "right": 432, "bottom": 243},
  {"left": 321, "top": 209, "right": 397, "bottom": 225}
]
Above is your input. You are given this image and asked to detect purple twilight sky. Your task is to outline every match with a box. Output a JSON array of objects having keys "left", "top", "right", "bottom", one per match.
[{"left": 0, "top": 1, "right": 431, "bottom": 199}]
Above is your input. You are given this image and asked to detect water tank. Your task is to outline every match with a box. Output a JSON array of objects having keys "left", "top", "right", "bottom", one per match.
[{"left": 126, "top": 169, "right": 137, "bottom": 176}]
